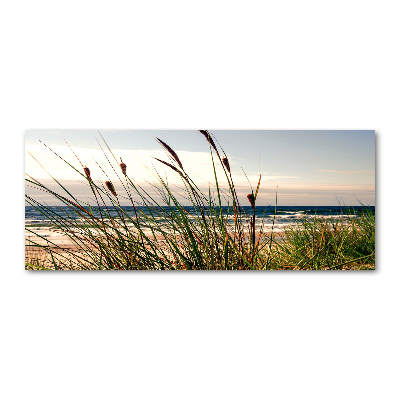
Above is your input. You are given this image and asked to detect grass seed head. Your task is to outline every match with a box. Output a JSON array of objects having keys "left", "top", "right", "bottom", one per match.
[
  {"left": 222, "top": 157, "right": 230, "bottom": 173},
  {"left": 199, "top": 130, "right": 218, "bottom": 153},
  {"left": 247, "top": 193, "right": 255, "bottom": 210},
  {"left": 120, "top": 158, "right": 127, "bottom": 176},
  {"left": 153, "top": 157, "right": 180, "bottom": 173},
  {"left": 153, "top": 157, "right": 189, "bottom": 182},
  {"left": 83, "top": 166, "right": 91, "bottom": 180},
  {"left": 105, "top": 181, "right": 117, "bottom": 196},
  {"left": 156, "top": 138, "right": 183, "bottom": 169}
]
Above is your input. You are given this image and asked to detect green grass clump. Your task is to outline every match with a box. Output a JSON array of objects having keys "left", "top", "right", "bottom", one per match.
[
  {"left": 25, "top": 131, "right": 375, "bottom": 270},
  {"left": 267, "top": 208, "right": 375, "bottom": 270}
]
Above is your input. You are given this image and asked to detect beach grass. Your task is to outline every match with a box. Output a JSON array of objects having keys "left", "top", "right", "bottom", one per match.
[
  {"left": 25, "top": 131, "right": 375, "bottom": 270},
  {"left": 266, "top": 207, "right": 375, "bottom": 270}
]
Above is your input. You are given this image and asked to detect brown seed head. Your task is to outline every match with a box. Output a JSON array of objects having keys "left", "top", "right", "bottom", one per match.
[
  {"left": 199, "top": 130, "right": 218, "bottom": 154},
  {"left": 120, "top": 158, "right": 127, "bottom": 176},
  {"left": 153, "top": 157, "right": 180, "bottom": 174},
  {"left": 247, "top": 193, "right": 255, "bottom": 210},
  {"left": 83, "top": 166, "right": 91, "bottom": 180},
  {"left": 222, "top": 157, "right": 230, "bottom": 173},
  {"left": 105, "top": 181, "right": 117, "bottom": 196},
  {"left": 153, "top": 157, "right": 189, "bottom": 182},
  {"left": 156, "top": 138, "right": 183, "bottom": 169}
]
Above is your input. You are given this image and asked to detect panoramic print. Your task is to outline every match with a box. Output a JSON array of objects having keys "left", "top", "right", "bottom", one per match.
[{"left": 25, "top": 130, "right": 375, "bottom": 270}]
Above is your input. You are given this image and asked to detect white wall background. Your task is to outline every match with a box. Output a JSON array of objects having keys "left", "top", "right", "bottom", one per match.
[{"left": 1, "top": 1, "right": 398, "bottom": 399}]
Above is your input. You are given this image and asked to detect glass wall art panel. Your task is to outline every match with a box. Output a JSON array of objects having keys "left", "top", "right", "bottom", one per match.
[{"left": 25, "top": 130, "right": 375, "bottom": 270}]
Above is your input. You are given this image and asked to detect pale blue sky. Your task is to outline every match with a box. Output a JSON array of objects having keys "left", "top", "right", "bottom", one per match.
[{"left": 25, "top": 130, "right": 375, "bottom": 206}]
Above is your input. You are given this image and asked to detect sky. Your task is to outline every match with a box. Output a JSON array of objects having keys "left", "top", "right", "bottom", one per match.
[{"left": 25, "top": 130, "right": 375, "bottom": 206}]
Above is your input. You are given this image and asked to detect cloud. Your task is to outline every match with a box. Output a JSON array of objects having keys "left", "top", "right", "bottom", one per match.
[
  {"left": 317, "top": 170, "right": 374, "bottom": 175},
  {"left": 25, "top": 144, "right": 216, "bottom": 183},
  {"left": 25, "top": 144, "right": 375, "bottom": 206},
  {"left": 25, "top": 144, "right": 302, "bottom": 186},
  {"left": 26, "top": 178, "right": 375, "bottom": 207}
]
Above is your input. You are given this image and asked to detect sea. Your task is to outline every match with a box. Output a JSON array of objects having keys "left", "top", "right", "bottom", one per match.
[{"left": 25, "top": 205, "right": 374, "bottom": 246}]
